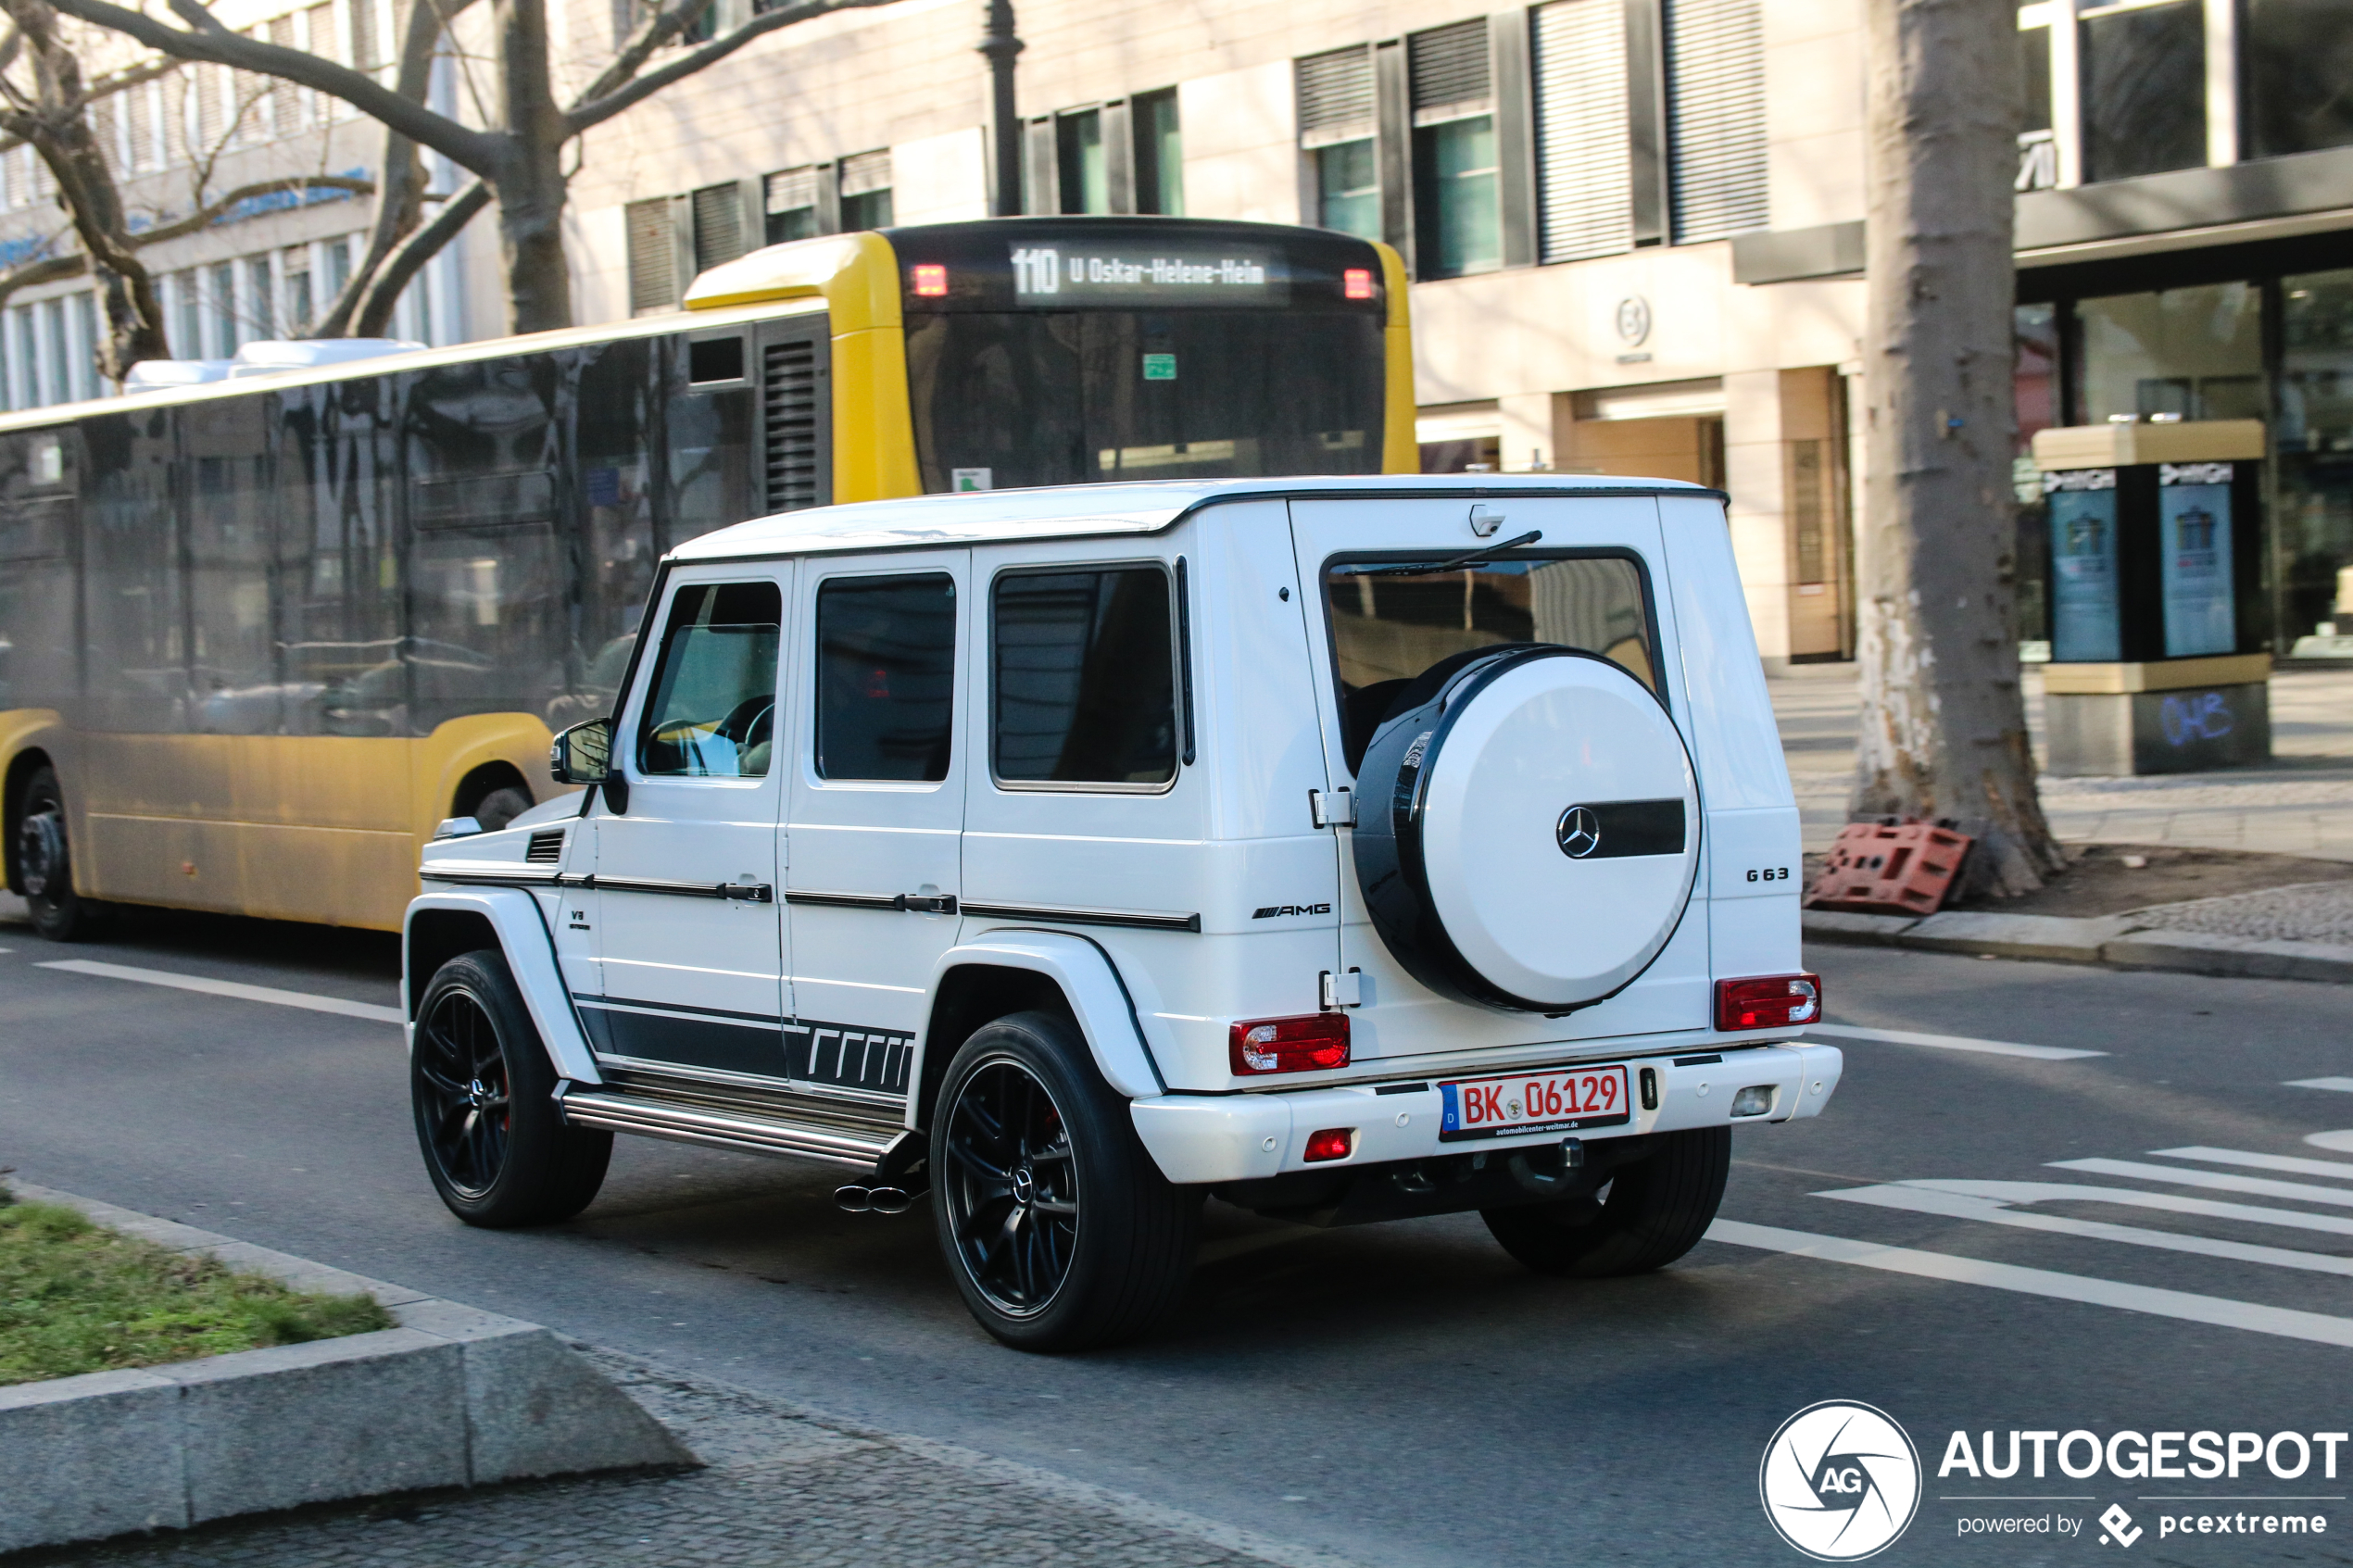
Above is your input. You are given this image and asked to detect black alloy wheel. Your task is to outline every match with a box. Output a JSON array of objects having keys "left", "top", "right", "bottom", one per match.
[
  {"left": 410, "top": 948, "right": 610, "bottom": 1227},
  {"left": 929, "top": 1011, "right": 1201, "bottom": 1351},
  {"left": 16, "top": 765, "right": 102, "bottom": 941},
  {"left": 415, "top": 984, "right": 514, "bottom": 1199},
  {"left": 941, "top": 1057, "right": 1081, "bottom": 1316}
]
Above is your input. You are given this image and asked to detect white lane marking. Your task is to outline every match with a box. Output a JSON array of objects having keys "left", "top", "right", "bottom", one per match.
[
  {"left": 2310, "top": 1131, "right": 2353, "bottom": 1155},
  {"left": 1895, "top": 1178, "right": 2353, "bottom": 1237},
  {"left": 2149, "top": 1146, "right": 2353, "bottom": 1182},
  {"left": 37, "top": 960, "right": 405, "bottom": 1024},
  {"left": 2288, "top": 1078, "right": 2353, "bottom": 1093},
  {"left": 2051, "top": 1157, "right": 2353, "bottom": 1209},
  {"left": 1705, "top": 1218, "right": 2353, "bottom": 1348},
  {"left": 1819, "top": 1183, "right": 2353, "bottom": 1277},
  {"left": 1804, "top": 1023, "right": 2106, "bottom": 1060}
]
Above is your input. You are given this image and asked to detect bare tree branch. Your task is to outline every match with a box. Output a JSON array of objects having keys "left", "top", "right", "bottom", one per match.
[
  {"left": 0, "top": 54, "right": 174, "bottom": 155},
  {"left": 352, "top": 171, "right": 483, "bottom": 334},
  {"left": 569, "top": 0, "right": 896, "bottom": 134},
  {"left": 0, "top": 250, "right": 85, "bottom": 309},
  {"left": 136, "top": 171, "right": 372, "bottom": 243},
  {"left": 44, "top": 0, "right": 501, "bottom": 172}
]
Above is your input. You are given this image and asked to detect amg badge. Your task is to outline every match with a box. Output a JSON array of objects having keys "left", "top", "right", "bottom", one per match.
[{"left": 1252, "top": 902, "right": 1333, "bottom": 919}]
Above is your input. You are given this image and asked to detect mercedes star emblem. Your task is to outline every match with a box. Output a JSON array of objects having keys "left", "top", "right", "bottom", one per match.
[{"left": 1557, "top": 805, "right": 1603, "bottom": 859}]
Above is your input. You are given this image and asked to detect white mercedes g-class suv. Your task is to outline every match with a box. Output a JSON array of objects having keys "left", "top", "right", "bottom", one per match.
[{"left": 405, "top": 475, "right": 1841, "bottom": 1350}]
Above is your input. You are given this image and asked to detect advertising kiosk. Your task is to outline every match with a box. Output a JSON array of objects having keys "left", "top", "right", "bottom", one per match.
[{"left": 2032, "top": 420, "right": 2269, "bottom": 775}]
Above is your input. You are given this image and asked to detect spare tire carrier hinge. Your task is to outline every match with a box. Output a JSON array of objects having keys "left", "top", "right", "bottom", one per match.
[{"left": 1309, "top": 788, "right": 1356, "bottom": 829}]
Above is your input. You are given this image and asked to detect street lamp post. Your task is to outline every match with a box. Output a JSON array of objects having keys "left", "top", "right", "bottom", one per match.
[{"left": 979, "top": 0, "right": 1024, "bottom": 217}]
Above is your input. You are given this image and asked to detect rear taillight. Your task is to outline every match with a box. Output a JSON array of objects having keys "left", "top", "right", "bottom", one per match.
[
  {"left": 1303, "top": 1127, "right": 1355, "bottom": 1162},
  {"left": 1715, "top": 973, "right": 1822, "bottom": 1032},
  {"left": 1229, "top": 1013, "right": 1352, "bottom": 1075}
]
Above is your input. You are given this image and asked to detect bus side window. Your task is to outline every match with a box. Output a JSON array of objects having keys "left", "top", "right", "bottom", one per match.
[
  {"left": 277, "top": 375, "right": 402, "bottom": 738},
  {"left": 565, "top": 336, "right": 661, "bottom": 730},
  {"left": 184, "top": 396, "right": 275, "bottom": 736},
  {"left": 0, "top": 432, "right": 79, "bottom": 717},
  {"left": 82, "top": 409, "right": 181, "bottom": 734},
  {"left": 665, "top": 333, "right": 752, "bottom": 539}
]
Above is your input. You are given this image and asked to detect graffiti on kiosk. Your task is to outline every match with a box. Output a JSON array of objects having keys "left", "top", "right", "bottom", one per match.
[{"left": 2161, "top": 690, "right": 2235, "bottom": 747}]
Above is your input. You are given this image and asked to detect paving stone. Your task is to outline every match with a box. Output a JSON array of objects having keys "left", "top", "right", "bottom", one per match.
[{"left": 56, "top": 1352, "right": 1332, "bottom": 1568}]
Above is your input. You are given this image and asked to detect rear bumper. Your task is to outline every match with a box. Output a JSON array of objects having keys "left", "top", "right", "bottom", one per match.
[{"left": 1128, "top": 1041, "right": 1842, "bottom": 1185}]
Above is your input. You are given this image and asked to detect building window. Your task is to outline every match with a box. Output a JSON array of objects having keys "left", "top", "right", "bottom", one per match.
[
  {"left": 208, "top": 261, "right": 237, "bottom": 354},
  {"left": 691, "top": 182, "right": 747, "bottom": 275},
  {"left": 766, "top": 166, "right": 824, "bottom": 244},
  {"left": 1133, "top": 88, "right": 1183, "bottom": 215},
  {"left": 325, "top": 236, "right": 353, "bottom": 299},
  {"left": 2018, "top": 6, "right": 2056, "bottom": 190},
  {"left": 247, "top": 256, "right": 276, "bottom": 340},
  {"left": 840, "top": 149, "right": 893, "bottom": 230},
  {"left": 170, "top": 269, "right": 201, "bottom": 360},
  {"left": 1409, "top": 19, "right": 1501, "bottom": 278},
  {"left": 1057, "top": 110, "right": 1109, "bottom": 214},
  {"left": 1664, "top": 0, "right": 1767, "bottom": 244},
  {"left": 1531, "top": 0, "right": 1633, "bottom": 262},
  {"left": 625, "top": 195, "right": 680, "bottom": 315},
  {"left": 2246, "top": 0, "right": 2353, "bottom": 159},
  {"left": 1298, "top": 44, "right": 1380, "bottom": 241},
  {"left": 285, "top": 245, "right": 313, "bottom": 335},
  {"left": 40, "top": 298, "right": 66, "bottom": 405},
  {"left": 2081, "top": 0, "right": 2205, "bottom": 182}
]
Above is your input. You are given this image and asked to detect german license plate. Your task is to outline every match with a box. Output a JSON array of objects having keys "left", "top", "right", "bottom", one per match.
[{"left": 1439, "top": 1065, "right": 1631, "bottom": 1142}]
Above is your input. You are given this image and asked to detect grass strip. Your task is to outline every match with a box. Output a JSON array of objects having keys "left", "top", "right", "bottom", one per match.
[{"left": 0, "top": 1185, "right": 393, "bottom": 1386}]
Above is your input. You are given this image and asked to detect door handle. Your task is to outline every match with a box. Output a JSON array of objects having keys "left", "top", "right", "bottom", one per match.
[{"left": 892, "top": 893, "right": 959, "bottom": 915}]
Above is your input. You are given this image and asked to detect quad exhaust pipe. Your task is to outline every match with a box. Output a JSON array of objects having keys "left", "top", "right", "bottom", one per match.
[{"left": 835, "top": 1184, "right": 916, "bottom": 1214}]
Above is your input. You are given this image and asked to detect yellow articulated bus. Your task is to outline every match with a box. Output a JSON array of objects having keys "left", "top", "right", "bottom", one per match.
[{"left": 0, "top": 217, "right": 1413, "bottom": 939}]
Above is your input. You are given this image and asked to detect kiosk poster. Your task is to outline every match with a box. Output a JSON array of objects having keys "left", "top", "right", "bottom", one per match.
[
  {"left": 2159, "top": 462, "right": 2236, "bottom": 658},
  {"left": 2045, "top": 469, "right": 2120, "bottom": 661}
]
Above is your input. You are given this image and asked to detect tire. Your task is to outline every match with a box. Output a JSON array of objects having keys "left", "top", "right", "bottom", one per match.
[
  {"left": 471, "top": 785, "right": 534, "bottom": 834},
  {"left": 930, "top": 1010, "right": 1201, "bottom": 1352},
  {"left": 1481, "top": 1127, "right": 1730, "bottom": 1278},
  {"left": 16, "top": 766, "right": 104, "bottom": 942},
  {"left": 411, "top": 947, "right": 610, "bottom": 1227}
]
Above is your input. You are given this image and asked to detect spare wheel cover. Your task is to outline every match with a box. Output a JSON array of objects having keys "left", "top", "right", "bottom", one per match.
[{"left": 1352, "top": 647, "right": 1700, "bottom": 1012}]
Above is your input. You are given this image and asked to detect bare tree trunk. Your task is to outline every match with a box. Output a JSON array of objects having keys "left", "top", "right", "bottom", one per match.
[
  {"left": 492, "top": 0, "right": 568, "bottom": 333},
  {"left": 2, "top": 0, "right": 165, "bottom": 373},
  {"left": 1852, "top": 0, "right": 2062, "bottom": 898}
]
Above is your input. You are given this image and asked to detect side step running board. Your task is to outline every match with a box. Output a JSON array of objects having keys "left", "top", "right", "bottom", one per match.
[{"left": 559, "top": 1089, "right": 900, "bottom": 1168}]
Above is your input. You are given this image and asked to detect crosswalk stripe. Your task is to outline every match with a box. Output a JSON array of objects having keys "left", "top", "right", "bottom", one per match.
[
  {"left": 2149, "top": 1146, "right": 2353, "bottom": 1182},
  {"left": 1705, "top": 1219, "right": 2353, "bottom": 1348},
  {"left": 2288, "top": 1078, "right": 2353, "bottom": 1093},
  {"left": 1804, "top": 1023, "right": 2106, "bottom": 1061},
  {"left": 2051, "top": 1157, "right": 2353, "bottom": 1209},
  {"left": 1898, "top": 1178, "right": 2353, "bottom": 1237},
  {"left": 36, "top": 960, "right": 406, "bottom": 1024},
  {"left": 1818, "top": 1183, "right": 2353, "bottom": 1277}
]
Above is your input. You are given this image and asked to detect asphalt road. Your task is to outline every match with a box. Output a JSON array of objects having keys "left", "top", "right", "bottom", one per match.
[{"left": 6, "top": 902, "right": 2353, "bottom": 1567}]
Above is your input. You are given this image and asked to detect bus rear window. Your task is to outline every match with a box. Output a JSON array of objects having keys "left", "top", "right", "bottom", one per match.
[{"left": 1322, "top": 553, "right": 1659, "bottom": 773}]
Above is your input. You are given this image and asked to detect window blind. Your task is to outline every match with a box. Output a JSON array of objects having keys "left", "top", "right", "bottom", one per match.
[
  {"left": 1532, "top": 0, "right": 1632, "bottom": 262},
  {"left": 1665, "top": 0, "right": 1768, "bottom": 243}
]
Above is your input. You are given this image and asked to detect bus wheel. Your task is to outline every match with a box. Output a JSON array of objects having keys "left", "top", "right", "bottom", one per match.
[
  {"left": 411, "top": 947, "right": 610, "bottom": 1227},
  {"left": 930, "top": 1010, "right": 1201, "bottom": 1352},
  {"left": 471, "top": 786, "right": 533, "bottom": 833},
  {"left": 1481, "top": 1127, "right": 1730, "bottom": 1278},
  {"left": 17, "top": 767, "right": 103, "bottom": 943}
]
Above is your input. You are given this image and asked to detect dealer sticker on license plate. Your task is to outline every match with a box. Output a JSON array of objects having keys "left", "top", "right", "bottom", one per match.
[{"left": 1439, "top": 1065, "right": 1632, "bottom": 1142}]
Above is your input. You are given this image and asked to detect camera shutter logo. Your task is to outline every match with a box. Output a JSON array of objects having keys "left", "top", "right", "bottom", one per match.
[{"left": 1758, "top": 1401, "right": 1921, "bottom": 1561}]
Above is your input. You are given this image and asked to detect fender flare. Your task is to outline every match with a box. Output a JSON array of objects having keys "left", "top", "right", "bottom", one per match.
[
  {"left": 925, "top": 931, "right": 1166, "bottom": 1101},
  {"left": 403, "top": 887, "right": 601, "bottom": 1085}
]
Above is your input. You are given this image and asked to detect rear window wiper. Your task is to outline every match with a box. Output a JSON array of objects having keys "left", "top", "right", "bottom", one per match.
[{"left": 1346, "top": 530, "right": 1545, "bottom": 577}]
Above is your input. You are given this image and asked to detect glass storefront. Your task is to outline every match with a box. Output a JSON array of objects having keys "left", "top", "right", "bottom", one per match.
[{"left": 2016, "top": 270, "right": 2353, "bottom": 657}]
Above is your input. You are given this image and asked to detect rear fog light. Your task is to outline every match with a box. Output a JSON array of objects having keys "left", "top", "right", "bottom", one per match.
[
  {"left": 1230, "top": 1013, "right": 1351, "bottom": 1074},
  {"left": 1303, "top": 1127, "right": 1355, "bottom": 1162},
  {"left": 1715, "top": 973, "right": 1821, "bottom": 1031}
]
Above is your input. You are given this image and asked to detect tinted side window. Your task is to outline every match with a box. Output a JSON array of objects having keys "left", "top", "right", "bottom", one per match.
[
  {"left": 1323, "top": 553, "right": 1657, "bottom": 772},
  {"left": 82, "top": 411, "right": 180, "bottom": 734},
  {"left": 276, "top": 375, "right": 402, "bottom": 738},
  {"left": 637, "top": 582, "right": 781, "bottom": 779},
  {"left": 815, "top": 573, "right": 955, "bottom": 782},
  {"left": 992, "top": 567, "right": 1176, "bottom": 786}
]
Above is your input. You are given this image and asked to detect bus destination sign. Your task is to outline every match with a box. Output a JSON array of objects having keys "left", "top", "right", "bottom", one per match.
[{"left": 1010, "top": 245, "right": 1277, "bottom": 303}]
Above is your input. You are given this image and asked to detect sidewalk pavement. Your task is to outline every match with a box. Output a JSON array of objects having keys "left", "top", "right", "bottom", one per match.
[
  {"left": 1779, "top": 661, "right": 2353, "bottom": 977},
  {"left": 1770, "top": 662, "right": 2353, "bottom": 861}
]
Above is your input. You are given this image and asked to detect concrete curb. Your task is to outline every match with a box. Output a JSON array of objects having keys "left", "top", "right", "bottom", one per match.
[
  {"left": 0, "top": 1183, "right": 696, "bottom": 1555},
  {"left": 1803, "top": 909, "right": 2353, "bottom": 983}
]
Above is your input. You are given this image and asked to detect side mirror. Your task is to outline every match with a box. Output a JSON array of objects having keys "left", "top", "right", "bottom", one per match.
[{"left": 551, "top": 717, "right": 613, "bottom": 784}]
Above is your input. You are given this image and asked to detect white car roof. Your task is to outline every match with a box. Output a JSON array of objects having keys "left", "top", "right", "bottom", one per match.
[{"left": 669, "top": 472, "right": 1712, "bottom": 562}]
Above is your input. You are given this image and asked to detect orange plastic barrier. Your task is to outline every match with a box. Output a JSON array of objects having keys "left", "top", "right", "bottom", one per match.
[{"left": 1801, "top": 821, "right": 1975, "bottom": 916}]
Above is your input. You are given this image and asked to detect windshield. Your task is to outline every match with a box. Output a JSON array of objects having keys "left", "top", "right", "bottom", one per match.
[
  {"left": 1322, "top": 552, "right": 1659, "bottom": 772},
  {"left": 904, "top": 310, "right": 1382, "bottom": 491}
]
